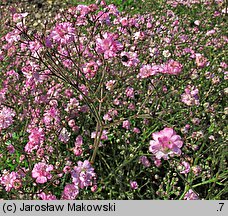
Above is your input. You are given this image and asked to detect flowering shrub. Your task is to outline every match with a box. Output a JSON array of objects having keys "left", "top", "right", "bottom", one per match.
[{"left": 0, "top": 0, "right": 227, "bottom": 200}]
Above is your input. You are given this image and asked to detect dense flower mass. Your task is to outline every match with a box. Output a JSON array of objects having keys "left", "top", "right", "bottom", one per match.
[{"left": 149, "top": 128, "right": 183, "bottom": 160}]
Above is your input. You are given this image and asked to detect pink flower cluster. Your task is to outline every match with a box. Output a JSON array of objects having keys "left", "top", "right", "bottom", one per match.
[
  {"left": 184, "top": 189, "right": 199, "bottom": 200},
  {"left": 73, "top": 135, "right": 83, "bottom": 156},
  {"left": 120, "top": 51, "right": 139, "bottom": 67},
  {"left": 32, "top": 162, "right": 53, "bottom": 184},
  {"left": 12, "top": 12, "right": 28, "bottom": 23},
  {"left": 61, "top": 160, "right": 96, "bottom": 200},
  {"left": 195, "top": 53, "right": 208, "bottom": 68},
  {"left": 139, "top": 156, "right": 151, "bottom": 167},
  {"left": 137, "top": 59, "right": 182, "bottom": 78},
  {"left": 0, "top": 171, "right": 22, "bottom": 192},
  {"left": 58, "top": 127, "right": 71, "bottom": 143},
  {"left": 61, "top": 184, "right": 79, "bottom": 200},
  {"left": 0, "top": 106, "right": 16, "bottom": 130},
  {"left": 103, "top": 108, "right": 118, "bottom": 121},
  {"left": 122, "top": 120, "right": 131, "bottom": 130},
  {"left": 21, "top": 61, "right": 41, "bottom": 83},
  {"left": 25, "top": 127, "right": 45, "bottom": 153},
  {"left": 149, "top": 127, "right": 183, "bottom": 160},
  {"left": 38, "top": 192, "right": 57, "bottom": 200},
  {"left": 43, "top": 106, "right": 61, "bottom": 128},
  {"left": 181, "top": 85, "right": 199, "bottom": 106},
  {"left": 82, "top": 61, "right": 99, "bottom": 79},
  {"left": 96, "top": 32, "right": 123, "bottom": 59},
  {"left": 91, "top": 130, "right": 108, "bottom": 141},
  {"left": 138, "top": 64, "right": 160, "bottom": 78},
  {"left": 71, "top": 160, "right": 96, "bottom": 189},
  {"left": 161, "top": 59, "right": 183, "bottom": 75},
  {"left": 49, "top": 22, "right": 75, "bottom": 45}
]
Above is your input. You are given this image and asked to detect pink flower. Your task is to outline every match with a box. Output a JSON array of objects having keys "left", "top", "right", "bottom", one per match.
[
  {"left": 50, "top": 22, "right": 75, "bottom": 45},
  {"left": 32, "top": 162, "right": 53, "bottom": 184},
  {"left": 61, "top": 184, "right": 79, "bottom": 200},
  {"left": 73, "top": 135, "right": 83, "bottom": 156},
  {"left": 21, "top": 61, "right": 41, "bottom": 82},
  {"left": 91, "top": 130, "right": 108, "bottom": 141},
  {"left": 181, "top": 85, "right": 199, "bottom": 106},
  {"left": 192, "top": 165, "right": 202, "bottom": 176},
  {"left": 195, "top": 53, "right": 208, "bottom": 68},
  {"left": 120, "top": 51, "right": 139, "bottom": 67},
  {"left": 154, "top": 158, "right": 162, "bottom": 167},
  {"left": 100, "top": 130, "right": 108, "bottom": 140},
  {"left": 138, "top": 64, "right": 159, "bottom": 78},
  {"left": 161, "top": 59, "right": 183, "bottom": 75},
  {"left": 59, "top": 127, "right": 71, "bottom": 143},
  {"left": 120, "top": 17, "right": 129, "bottom": 26},
  {"left": 194, "top": 20, "right": 200, "bottom": 26},
  {"left": 5, "top": 29, "right": 21, "bottom": 44},
  {"left": 38, "top": 192, "right": 57, "bottom": 200},
  {"left": 82, "top": 61, "right": 99, "bottom": 80},
  {"left": 105, "top": 80, "right": 116, "bottom": 91},
  {"left": 71, "top": 160, "right": 96, "bottom": 189},
  {"left": 28, "top": 127, "right": 45, "bottom": 145},
  {"left": 184, "top": 189, "right": 199, "bottom": 200},
  {"left": 75, "top": 135, "right": 83, "bottom": 146},
  {"left": 103, "top": 113, "right": 112, "bottom": 121},
  {"left": 75, "top": 4, "right": 90, "bottom": 16},
  {"left": 133, "top": 31, "right": 145, "bottom": 40},
  {"left": 179, "top": 161, "right": 190, "bottom": 174},
  {"left": 130, "top": 181, "right": 138, "bottom": 190},
  {"left": 149, "top": 128, "right": 183, "bottom": 160},
  {"left": 68, "top": 119, "right": 76, "bottom": 128},
  {"left": 97, "top": 11, "right": 111, "bottom": 25},
  {"left": 63, "top": 166, "right": 71, "bottom": 174},
  {"left": 206, "top": 29, "right": 216, "bottom": 36},
  {"left": 0, "top": 49, "right": 4, "bottom": 61},
  {"left": 139, "top": 156, "right": 151, "bottom": 167},
  {"left": 128, "top": 103, "right": 135, "bottom": 110},
  {"left": 73, "top": 146, "right": 83, "bottom": 156},
  {"left": 29, "top": 40, "right": 43, "bottom": 55},
  {"left": 125, "top": 87, "right": 134, "bottom": 98},
  {"left": 24, "top": 127, "right": 45, "bottom": 153},
  {"left": 12, "top": 13, "right": 28, "bottom": 22},
  {"left": 133, "top": 127, "right": 140, "bottom": 134},
  {"left": 96, "top": 32, "right": 123, "bottom": 59},
  {"left": 7, "top": 144, "right": 15, "bottom": 154},
  {"left": 91, "top": 185, "right": 98, "bottom": 192},
  {"left": 0, "top": 106, "right": 16, "bottom": 130},
  {"left": 0, "top": 171, "right": 18, "bottom": 192},
  {"left": 181, "top": 124, "right": 190, "bottom": 134},
  {"left": 122, "top": 120, "right": 131, "bottom": 130}
]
